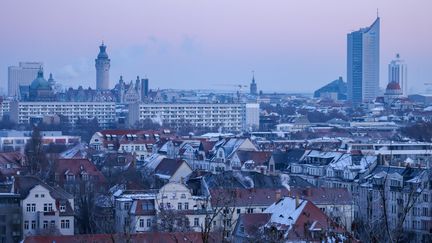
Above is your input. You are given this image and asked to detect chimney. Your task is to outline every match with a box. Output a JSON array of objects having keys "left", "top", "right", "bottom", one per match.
[
  {"left": 295, "top": 195, "right": 300, "bottom": 209},
  {"left": 306, "top": 187, "right": 312, "bottom": 197},
  {"left": 275, "top": 189, "right": 281, "bottom": 202}
]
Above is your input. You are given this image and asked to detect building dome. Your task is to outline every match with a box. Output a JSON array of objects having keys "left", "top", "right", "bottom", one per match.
[
  {"left": 30, "top": 70, "right": 51, "bottom": 90},
  {"left": 97, "top": 43, "right": 109, "bottom": 59},
  {"left": 386, "top": 81, "right": 401, "bottom": 91}
]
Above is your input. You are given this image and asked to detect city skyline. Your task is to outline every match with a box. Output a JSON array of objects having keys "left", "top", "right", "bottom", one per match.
[{"left": 0, "top": 0, "right": 431, "bottom": 94}]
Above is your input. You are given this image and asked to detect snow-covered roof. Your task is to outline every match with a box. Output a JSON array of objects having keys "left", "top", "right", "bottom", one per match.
[{"left": 264, "top": 197, "right": 306, "bottom": 230}]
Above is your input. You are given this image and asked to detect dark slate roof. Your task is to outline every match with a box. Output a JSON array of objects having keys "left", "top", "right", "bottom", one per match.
[
  {"left": 370, "top": 165, "right": 424, "bottom": 180},
  {"left": 13, "top": 176, "right": 73, "bottom": 200},
  {"left": 203, "top": 171, "right": 308, "bottom": 190},
  {"left": 288, "top": 175, "right": 314, "bottom": 188},
  {"left": 154, "top": 158, "right": 186, "bottom": 177},
  {"left": 271, "top": 149, "right": 306, "bottom": 170}
]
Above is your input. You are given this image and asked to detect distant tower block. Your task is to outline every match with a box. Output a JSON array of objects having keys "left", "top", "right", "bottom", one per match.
[
  {"left": 95, "top": 43, "right": 111, "bottom": 90},
  {"left": 388, "top": 54, "right": 408, "bottom": 96}
]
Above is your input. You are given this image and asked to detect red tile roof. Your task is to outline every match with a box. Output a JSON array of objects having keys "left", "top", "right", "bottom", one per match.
[
  {"left": 0, "top": 152, "right": 24, "bottom": 177},
  {"left": 55, "top": 158, "right": 106, "bottom": 184},
  {"left": 236, "top": 150, "right": 272, "bottom": 165},
  {"left": 286, "top": 201, "right": 350, "bottom": 241}
]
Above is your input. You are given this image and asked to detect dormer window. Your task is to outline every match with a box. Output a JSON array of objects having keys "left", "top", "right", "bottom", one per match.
[
  {"left": 66, "top": 174, "right": 75, "bottom": 181},
  {"left": 60, "top": 204, "right": 66, "bottom": 212}
]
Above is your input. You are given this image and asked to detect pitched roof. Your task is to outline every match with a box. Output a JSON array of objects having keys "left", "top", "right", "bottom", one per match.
[
  {"left": 210, "top": 187, "right": 352, "bottom": 207},
  {"left": 154, "top": 158, "right": 188, "bottom": 177},
  {"left": 236, "top": 150, "right": 272, "bottom": 166},
  {"left": 238, "top": 213, "right": 272, "bottom": 236},
  {"left": 13, "top": 175, "right": 73, "bottom": 200},
  {"left": 202, "top": 171, "right": 312, "bottom": 190},
  {"left": 55, "top": 158, "right": 106, "bottom": 184},
  {"left": 0, "top": 152, "right": 24, "bottom": 177},
  {"left": 263, "top": 197, "right": 350, "bottom": 241}
]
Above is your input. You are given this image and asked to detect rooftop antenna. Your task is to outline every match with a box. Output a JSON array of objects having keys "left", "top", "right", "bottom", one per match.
[{"left": 376, "top": 8, "right": 379, "bottom": 18}]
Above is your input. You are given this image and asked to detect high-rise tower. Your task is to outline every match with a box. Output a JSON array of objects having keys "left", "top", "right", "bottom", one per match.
[
  {"left": 388, "top": 54, "right": 407, "bottom": 96},
  {"left": 347, "top": 17, "right": 380, "bottom": 104},
  {"left": 8, "top": 62, "right": 43, "bottom": 97},
  {"left": 95, "top": 43, "right": 110, "bottom": 90}
]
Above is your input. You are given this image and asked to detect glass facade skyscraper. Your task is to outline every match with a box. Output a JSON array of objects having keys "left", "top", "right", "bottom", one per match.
[{"left": 347, "top": 17, "right": 380, "bottom": 104}]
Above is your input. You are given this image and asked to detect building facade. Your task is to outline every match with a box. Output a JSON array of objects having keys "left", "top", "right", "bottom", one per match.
[
  {"left": 388, "top": 54, "right": 408, "bottom": 96},
  {"left": 358, "top": 166, "right": 431, "bottom": 242},
  {"left": 8, "top": 62, "right": 43, "bottom": 98},
  {"left": 0, "top": 193, "right": 22, "bottom": 242},
  {"left": 10, "top": 101, "right": 116, "bottom": 128},
  {"left": 95, "top": 43, "right": 110, "bottom": 90},
  {"left": 128, "top": 103, "right": 259, "bottom": 132},
  {"left": 347, "top": 17, "right": 380, "bottom": 104},
  {"left": 14, "top": 176, "right": 75, "bottom": 238},
  {"left": 0, "top": 130, "right": 80, "bottom": 153}
]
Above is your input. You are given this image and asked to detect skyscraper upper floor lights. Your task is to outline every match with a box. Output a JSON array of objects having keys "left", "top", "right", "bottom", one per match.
[{"left": 347, "top": 17, "right": 380, "bottom": 104}]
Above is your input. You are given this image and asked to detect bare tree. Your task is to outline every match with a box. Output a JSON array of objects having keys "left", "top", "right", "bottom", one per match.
[{"left": 354, "top": 167, "right": 430, "bottom": 243}]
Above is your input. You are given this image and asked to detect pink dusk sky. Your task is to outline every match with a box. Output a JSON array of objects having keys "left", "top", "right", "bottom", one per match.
[{"left": 0, "top": 0, "right": 431, "bottom": 94}]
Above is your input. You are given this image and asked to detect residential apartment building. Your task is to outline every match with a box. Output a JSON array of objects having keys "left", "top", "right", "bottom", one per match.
[
  {"left": 290, "top": 150, "right": 377, "bottom": 191},
  {"left": 0, "top": 130, "right": 80, "bottom": 153},
  {"left": 349, "top": 142, "right": 432, "bottom": 168},
  {"left": 0, "top": 193, "right": 22, "bottom": 242},
  {"left": 9, "top": 101, "right": 116, "bottom": 128},
  {"left": 13, "top": 176, "right": 75, "bottom": 237},
  {"left": 128, "top": 103, "right": 259, "bottom": 132},
  {"left": 358, "top": 166, "right": 431, "bottom": 242},
  {"left": 0, "top": 97, "right": 11, "bottom": 119},
  {"left": 114, "top": 182, "right": 208, "bottom": 233}
]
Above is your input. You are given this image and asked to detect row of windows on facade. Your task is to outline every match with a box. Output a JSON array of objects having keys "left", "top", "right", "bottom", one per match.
[
  {"left": 131, "top": 217, "right": 201, "bottom": 228},
  {"left": 26, "top": 203, "right": 65, "bottom": 212},
  {"left": 24, "top": 219, "right": 70, "bottom": 230}
]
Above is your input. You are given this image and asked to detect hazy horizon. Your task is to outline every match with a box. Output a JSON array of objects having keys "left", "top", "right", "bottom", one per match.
[{"left": 1, "top": 0, "right": 431, "bottom": 94}]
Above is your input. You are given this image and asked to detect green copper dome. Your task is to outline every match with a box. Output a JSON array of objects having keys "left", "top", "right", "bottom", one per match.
[{"left": 30, "top": 70, "right": 51, "bottom": 90}]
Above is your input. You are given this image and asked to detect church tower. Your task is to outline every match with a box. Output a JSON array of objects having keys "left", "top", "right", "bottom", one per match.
[
  {"left": 250, "top": 72, "right": 258, "bottom": 95},
  {"left": 95, "top": 43, "right": 110, "bottom": 90}
]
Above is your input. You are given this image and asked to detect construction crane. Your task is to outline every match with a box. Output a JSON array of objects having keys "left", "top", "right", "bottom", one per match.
[
  {"left": 424, "top": 83, "right": 432, "bottom": 93},
  {"left": 213, "top": 84, "right": 248, "bottom": 92}
]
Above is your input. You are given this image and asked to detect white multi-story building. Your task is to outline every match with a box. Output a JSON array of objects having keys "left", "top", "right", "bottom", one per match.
[
  {"left": 0, "top": 98, "right": 11, "bottom": 118},
  {"left": 128, "top": 103, "right": 259, "bottom": 132},
  {"left": 8, "top": 62, "right": 43, "bottom": 98},
  {"left": 0, "top": 130, "right": 80, "bottom": 153},
  {"left": 114, "top": 182, "right": 208, "bottom": 233},
  {"left": 348, "top": 142, "right": 432, "bottom": 168},
  {"left": 388, "top": 53, "right": 408, "bottom": 96},
  {"left": 10, "top": 101, "right": 116, "bottom": 128},
  {"left": 13, "top": 176, "right": 75, "bottom": 237}
]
